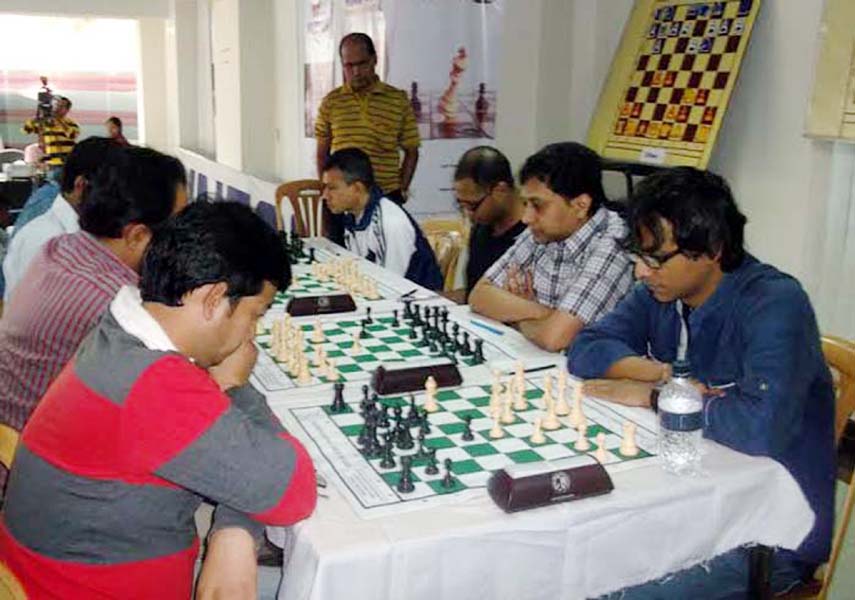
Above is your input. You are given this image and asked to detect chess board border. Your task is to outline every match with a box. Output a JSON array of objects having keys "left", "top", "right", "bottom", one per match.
[
  {"left": 587, "top": 0, "right": 761, "bottom": 168},
  {"left": 274, "top": 374, "right": 660, "bottom": 520}
]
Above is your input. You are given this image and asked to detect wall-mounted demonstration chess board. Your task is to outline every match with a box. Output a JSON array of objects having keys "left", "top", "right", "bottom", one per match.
[
  {"left": 587, "top": 0, "right": 760, "bottom": 168},
  {"left": 277, "top": 371, "right": 658, "bottom": 519}
]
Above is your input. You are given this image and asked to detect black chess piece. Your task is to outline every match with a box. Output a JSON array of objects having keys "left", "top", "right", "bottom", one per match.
[
  {"left": 406, "top": 395, "right": 420, "bottom": 426},
  {"left": 392, "top": 309, "right": 399, "bottom": 327},
  {"left": 473, "top": 339, "right": 485, "bottom": 364},
  {"left": 378, "top": 405, "right": 391, "bottom": 428},
  {"left": 360, "top": 320, "right": 369, "bottom": 339},
  {"left": 330, "top": 382, "right": 346, "bottom": 413},
  {"left": 410, "top": 81, "right": 422, "bottom": 118},
  {"left": 475, "top": 82, "right": 489, "bottom": 123},
  {"left": 441, "top": 458, "right": 455, "bottom": 489},
  {"left": 425, "top": 448, "right": 439, "bottom": 475},
  {"left": 461, "top": 331, "right": 472, "bottom": 356},
  {"left": 365, "top": 307, "right": 373, "bottom": 324},
  {"left": 379, "top": 433, "right": 396, "bottom": 469},
  {"left": 428, "top": 336, "right": 438, "bottom": 353},
  {"left": 397, "top": 456, "right": 415, "bottom": 493},
  {"left": 397, "top": 422, "right": 414, "bottom": 450},
  {"left": 419, "top": 409, "right": 431, "bottom": 435},
  {"left": 309, "top": 247, "right": 316, "bottom": 263},
  {"left": 412, "top": 305, "right": 422, "bottom": 326},
  {"left": 408, "top": 327, "right": 417, "bottom": 340},
  {"left": 403, "top": 298, "right": 413, "bottom": 319},
  {"left": 393, "top": 405, "right": 404, "bottom": 422},
  {"left": 461, "top": 415, "right": 474, "bottom": 441},
  {"left": 415, "top": 431, "right": 427, "bottom": 459}
]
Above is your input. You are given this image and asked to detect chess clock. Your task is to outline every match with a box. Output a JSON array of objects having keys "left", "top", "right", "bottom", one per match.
[
  {"left": 488, "top": 455, "right": 614, "bottom": 513},
  {"left": 287, "top": 294, "right": 357, "bottom": 316}
]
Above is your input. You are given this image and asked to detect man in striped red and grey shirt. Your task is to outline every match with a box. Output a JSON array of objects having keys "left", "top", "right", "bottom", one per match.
[
  {"left": 0, "top": 146, "right": 188, "bottom": 491},
  {"left": 1, "top": 202, "right": 316, "bottom": 599}
]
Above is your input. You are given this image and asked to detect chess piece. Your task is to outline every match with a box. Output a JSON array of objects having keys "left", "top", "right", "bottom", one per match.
[
  {"left": 360, "top": 320, "right": 369, "bottom": 339},
  {"left": 530, "top": 417, "right": 546, "bottom": 444},
  {"left": 396, "top": 421, "right": 414, "bottom": 450},
  {"left": 473, "top": 339, "right": 485, "bottom": 364},
  {"left": 420, "top": 409, "right": 431, "bottom": 435},
  {"left": 330, "top": 382, "right": 346, "bottom": 413},
  {"left": 365, "top": 307, "right": 373, "bottom": 324},
  {"left": 594, "top": 432, "right": 608, "bottom": 463},
  {"left": 569, "top": 383, "right": 584, "bottom": 428},
  {"left": 489, "top": 384, "right": 502, "bottom": 418},
  {"left": 440, "top": 458, "right": 455, "bottom": 489},
  {"left": 555, "top": 370, "right": 570, "bottom": 416},
  {"left": 574, "top": 416, "right": 591, "bottom": 451},
  {"left": 425, "top": 448, "right": 439, "bottom": 475},
  {"left": 415, "top": 431, "right": 428, "bottom": 460},
  {"left": 378, "top": 405, "right": 391, "bottom": 428},
  {"left": 312, "top": 319, "right": 324, "bottom": 344},
  {"left": 297, "top": 357, "right": 312, "bottom": 385},
  {"left": 437, "top": 47, "right": 468, "bottom": 124},
  {"left": 542, "top": 393, "right": 561, "bottom": 431},
  {"left": 406, "top": 395, "right": 420, "bottom": 426},
  {"left": 461, "top": 331, "right": 472, "bottom": 356},
  {"left": 461, "top": 415, "right": 474, "bottom": 441},
  {"left": 325, "top": 358, "right": 338, "bottom": 382},
  {"left": 489, "top": 413, "right": 505, "bottom": 439},
  {"left": 620, "top": 421, "right": 639, "bottom": 457},
  {"left": 350, "top": 333, "right": 362, "bottom": 355},
  {"left": 501, "top": 387, "right": 515, "bottom": 424},
  {"left": 397, "top": 456, "right": 415, "bottom": 493},
  {"left": 423, "top": 376, "right": 439, "bottom": 412},
  {"left": 392, "top": 310, "right": 400, "bottom": 327},
  {"left": 475, "top": 82, "right": 489, "bottom": 123}
]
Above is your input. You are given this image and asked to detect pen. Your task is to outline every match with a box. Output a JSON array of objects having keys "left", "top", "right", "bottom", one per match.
[{"left": 469, "top": 318, "right": 504, "bottom": 336}]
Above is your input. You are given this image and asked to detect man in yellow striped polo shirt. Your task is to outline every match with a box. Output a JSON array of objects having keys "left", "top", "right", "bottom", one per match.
[
  {"left": 22, "top": 96, "right": 80, "bottom": 181},
  {"left": 315, "top": 33, "right": 420, "bottom": 210}
]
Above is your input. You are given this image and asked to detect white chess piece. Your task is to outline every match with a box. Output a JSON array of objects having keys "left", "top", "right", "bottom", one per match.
[
  {"left": 297, "top": 358, "right": 312, "bottom": 385},
  {"left": 569, "top": 383, "right": 584, "bottom": 428},
  {"left": 350, "top": 333, "right": 362, "bottom": 355},
  {"left": 542, "top": 394, "right": 561, "bottom": 430},
  {"left": 594, "top": 432, "right": 607, "bottom": 463},
  {"left": 489, "top": 413, "right": 505, "bottom": 439},
  {"left": 574, "top": 416, "right": 591, "bottom": 451},
  {"left": 325, "top": 358, "right": 338, "bottom": 382},
  {"left": 423, "top": 376, "right": 439, "bottom": 412},
  {"left": 312, "top": 319, "right": 324, "bottom": 344},
  {"left": 501, "top": 389, "right": 515, "bottom": 424},
  {"left": 554, "top": 370, "right": 570, "bottom": 416},
  {"left": 490, "top": 385, "right": 502, "bottom": 418},
  {"left": 620, "top": 421, "right": 639, "bottom": 457},
  {"left": 530, "top": 417, "right": 546, "bottom": 444}
]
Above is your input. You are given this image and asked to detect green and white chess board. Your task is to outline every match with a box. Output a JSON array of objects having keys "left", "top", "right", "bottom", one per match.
[
  {"left": 280, "top": 376, "right": 658, "bottom": 519},
  {"left": 270, "top": 271, "right": 388, "bottom": 307},
  {"left": 253, "top": 311, "right": 509, "bottom": 392}
]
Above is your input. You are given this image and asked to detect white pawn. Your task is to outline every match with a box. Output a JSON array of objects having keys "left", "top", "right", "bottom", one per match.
[
  {"left": 312, "top": 319, "right": 324, "bottom": 344},
  {"left": 554, "top": 371, "right": 570, "bottom": 416},
  {"left": 594, "top": 432, "right": 607, "bottom": 463},
  {"left": 501, "top": 389, "right": 515, "bottom": 424},
  {"left": 569, "top": 383, "right": 584, "bottom": 428},
  {"left": 530, "top": 417, "right": 546, "bottom": 444},
  {"left": 490, "top": 385, "right": 502, "bottom": 418},
  {"left": 574, "top": 416, "right": 590, "bottom": 451},
  {"left": 423, "top": 376, "right": 439, "bottom": 412},
  {"left": 542, "top": 394, "right": 561, "bottom": 430},
  {"left": 297, "top": 358, "right": 312, "bottom": 385},
  {"left": 513, "top": 375, "right": 528, "bottom": 411},
  {"left": 620, "top": 421, "right": 639, "bottom": 457},
  {"left": 489, "top": 413, "right": 505, "bottom": 439},
  {"left": 350, "top": 333, "right": 362, "bottom": 355},
  {"left": 325, "top": 358, "right": 338, "bottom": 382}
]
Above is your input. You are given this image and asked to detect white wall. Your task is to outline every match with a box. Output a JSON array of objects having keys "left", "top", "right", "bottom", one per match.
[
  {"left": 137, "top": 18, "right": 171, "bottom": 152},
  {"left": 0, "top": 0, "right": 168, "bottom": 18}
]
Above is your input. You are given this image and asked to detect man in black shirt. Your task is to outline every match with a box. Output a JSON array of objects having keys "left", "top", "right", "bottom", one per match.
[{"left": 452, "top": 146, "right": 526, "bottom": 301}]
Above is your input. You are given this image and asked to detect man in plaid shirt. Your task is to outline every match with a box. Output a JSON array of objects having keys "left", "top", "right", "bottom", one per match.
[{"left": 470, "top": 142, "right": 633, "bottom": 352}]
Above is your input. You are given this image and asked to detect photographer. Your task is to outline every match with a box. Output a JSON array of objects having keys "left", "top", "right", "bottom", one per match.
[{"left": 22, "top": 86, "right": 80, "bottom": 182}]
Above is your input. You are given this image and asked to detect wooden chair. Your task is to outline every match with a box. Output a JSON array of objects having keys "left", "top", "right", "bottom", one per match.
[
  {"left": 0, "top": 562, "right": 26, "bottom": 600},
  {"left": 777, "top": 335, "right": 855, "bottom": 600},
  {"left": 421, "top": 219, "right": 468, "bottom": 293},
  {"left": 275, "top": 180, "right": 325, "bottom": 237},
  {"left": 0, "top": 423, "right": 18, "bottom": 471}
]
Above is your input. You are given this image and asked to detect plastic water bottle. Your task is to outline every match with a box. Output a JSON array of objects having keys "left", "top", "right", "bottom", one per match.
[{"left": 658, "top": 360, "right": 703, "bottom": 475}]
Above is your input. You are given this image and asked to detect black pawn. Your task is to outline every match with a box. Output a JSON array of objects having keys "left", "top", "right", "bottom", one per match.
[
  {"left": 330, "top": 382, "right": 346, "bottom": 413},
  {"left": 416, "top": 431, "right": 427, "bottom": 459},
  {"left": 361, "top": 384, "right": 370, "bottom": 405},
  {"left": 461, "top": 331, "right": 472, "bottom": 356},
  {"left": 473, "top": 339, "right": 485, "bottom": 364},
  {"left": 365, "top": 307, "right": 373, "bottom": 324},
  {"left": 360, "top": 320, "right": 369, "bottom": 339},
  {"left": 393, "top": 405, "right": 404, "bottom": 423},
  {"left": 406, "top": 395, "right": 420, "bottom": 426},
  {"left": 408, "top": 327, "right": 417, "bottom": 340},
  {"left": 397, "top": 456, "right": 415, "bottom": 493},
  {"left": 379, "top": 434, "right": 396, "bottom": 469},
  {"left": 419, "top": 409, "right": 431, "bottom": 435},
  {"left": 461, "top": 415, "right": 474, "bottom": 441},
  {"left": 378, "top": 405, "right": 391, "bottom": 428},
  {"left": 392, "top": 310, "right": 399, "bottom": 327},
  {"left": 425, "top": 448, "right": 439, "bottom": 475},
  {"left": 441, "top": 458, "right": 455, "bottom": 489}
]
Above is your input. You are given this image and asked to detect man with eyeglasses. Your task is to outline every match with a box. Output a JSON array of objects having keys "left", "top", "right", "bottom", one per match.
[
  {"left": 568, "top": 167, "right": 834, "bottom": 598},
  {"left": 452, "top": 146, "right": 526, "bottom": 302},
  {"left": 469, "top": 142, "right": 633, "bottom": 352}
]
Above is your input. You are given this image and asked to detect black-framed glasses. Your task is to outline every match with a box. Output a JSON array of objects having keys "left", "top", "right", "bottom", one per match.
[
  {"left": 628, "top": 248, "right": 683, "bottom": 270},
  {"left": 456, "top": 189, "right": 491, "bottom": 213}
]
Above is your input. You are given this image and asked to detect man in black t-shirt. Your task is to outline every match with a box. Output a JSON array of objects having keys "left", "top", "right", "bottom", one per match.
[{"left": 452, "top": 146, "right": 526, "bottom": 302}]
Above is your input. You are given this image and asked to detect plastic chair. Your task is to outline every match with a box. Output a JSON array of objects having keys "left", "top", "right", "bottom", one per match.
[
  {"left": 275, "top": 180, "right": 325, "bottom": 237},
  {"left": 777, "top": 335, "right": 855, "bottom": 599},
  {"left": 421, "top": 219, "right": 468, "bottom": 292}
]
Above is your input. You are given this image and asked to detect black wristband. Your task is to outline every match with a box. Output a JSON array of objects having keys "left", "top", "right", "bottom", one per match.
[{"left": 649, "top": 388, "right": 660, "bottom": 413}]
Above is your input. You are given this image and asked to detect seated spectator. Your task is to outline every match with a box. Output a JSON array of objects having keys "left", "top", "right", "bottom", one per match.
[
  {"left": 321, "top": 147, "right": 443, "bottom": 290},
  {"left": 469, "top": 142, "right": 634, "bottom": 352},
  {"left": 0, "top": 146, "right": 186, "bottom": 491},
  {"left": 0, "top": 201, "right": 316, "bottom": 598},
  {"left": 452, "top": 146, "right": 526, "bottom": 302},
  {"left": 105, "top": 116, "right": 130, "bottom": 146},
  {"left": 3, "top": 137, "right": 116, "bottom": 300}
]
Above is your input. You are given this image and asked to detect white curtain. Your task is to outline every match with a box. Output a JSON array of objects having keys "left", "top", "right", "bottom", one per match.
[{"left": 815, "top": 142, "right": 855, "bottom": 340}]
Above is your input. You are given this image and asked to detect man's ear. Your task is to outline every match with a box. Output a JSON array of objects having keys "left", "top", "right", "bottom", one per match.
[
  {"left": 72, "top": 175, "right": 87, "bottom": 198},
  {"left": 199, "top": 282, "right": 230, "bottom": 321},
  {"left": 572, "top": 193, "right": 592, "bottom": 216},
  {"left": 121, "top": 223, "right": 153, "bottom": 253}
]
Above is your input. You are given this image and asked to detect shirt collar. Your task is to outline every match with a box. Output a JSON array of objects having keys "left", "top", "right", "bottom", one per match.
[
  {"left": 344, "top": 77, "right": 382, "bottom": 95},
  {"left": 51, "top": 193, "right": 80, "bottom": 233},
  {"left": 109, "top": 285, "right": 178, "bottom": 352},
  {"left": 343, "top": 187, "right": 383, "bottom": 232},
  {"left": 688, "top": 255, "right": 757, "bottom": 322}
]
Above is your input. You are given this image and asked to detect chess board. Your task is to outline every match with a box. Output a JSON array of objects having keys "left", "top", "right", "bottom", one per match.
[
  {"left": 588, "top": 0, "right": 760, "bottom": 167},
  {"left": 270, "top": 271, "right": 388, "bottom": 308},
  {"left": 253, "top": 308, "right": 512, "bottom": 393},
  {"left": 279, "top": 375, "right": 658, "bottom": 519}
]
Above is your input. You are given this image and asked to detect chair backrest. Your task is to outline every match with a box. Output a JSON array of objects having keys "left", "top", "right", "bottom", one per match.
[
  {"left": 276, "top": 180, "right": 325, "bottom": 237},
  {"left": 0, "top": 149, "right": 25, "bottom": 167},
  {"left": 421, "top": 219, "right": 468, "bottom": 292},
  {"left": 815, "top": 335, "right": 855, "bottom": 599},
  {"left": 0, "top": 423, "right": 19, "bottom": 470},
  {"left": 0, "top": 562, "right": 26, "bottom": 600}
]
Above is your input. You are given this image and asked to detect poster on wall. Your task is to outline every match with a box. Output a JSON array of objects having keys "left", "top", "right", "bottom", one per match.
[{"left": 301, "top": 0, "right": 503, "bottom": 218}]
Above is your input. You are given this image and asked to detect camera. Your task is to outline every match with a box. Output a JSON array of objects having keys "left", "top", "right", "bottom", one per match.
[{"left": 36, "top": 76, "right": 53, "bottom": 122}]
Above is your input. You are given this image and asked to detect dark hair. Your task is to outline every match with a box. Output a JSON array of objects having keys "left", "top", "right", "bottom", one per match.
[
  {"left": 625, "top": 167, "right": 747, "bottom": 271},
  {"left": 453, "top": 146, "right": 514, "bottom": 190},
  {"left": 518, "top": 142, "right": 607, "bottom": 214},
  {"left": 339, "top": 32, "right": 376, "bottom": 58},
  {"left": 79, "top": 146, "right": 186, "bottom": 238},
  {"left": 140, "top": 201, "right": 291, "bottom": 306},
  {"left": 106, "top": 116, "right": 122, "bottom": 129},
  {"left": 59, "top": 136, "right": 117, "bottom": 194},
  {"left": 57, "top": 96, "right": 71, "bottom": 110},
  {"left": 323, "top": 147, "right": 375, "bottom": 189}
]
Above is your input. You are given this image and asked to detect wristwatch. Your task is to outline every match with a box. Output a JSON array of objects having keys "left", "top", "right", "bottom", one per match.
[{"left": 649, "top": 388, "right": 660, "bottom": 413}]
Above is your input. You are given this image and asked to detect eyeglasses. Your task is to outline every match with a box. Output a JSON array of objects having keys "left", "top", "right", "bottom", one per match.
[
  {"left": 456, "top": 190, "right": 491, "bottom": 213},
  {"left": 628, "top": 247, "right": 683, "bottom": 270}
]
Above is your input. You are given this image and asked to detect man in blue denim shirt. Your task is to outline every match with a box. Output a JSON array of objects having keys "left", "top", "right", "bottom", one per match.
[{"left": 568, "top": 167, "right": 835, "bottom": 598}]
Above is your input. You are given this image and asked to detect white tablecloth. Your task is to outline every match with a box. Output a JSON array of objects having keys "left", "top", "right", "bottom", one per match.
[{"left": 265, "top": 240, "right": 814, "bottom": 599}]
